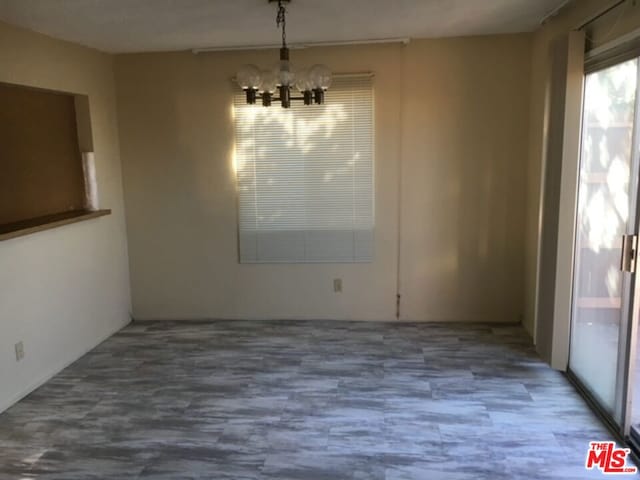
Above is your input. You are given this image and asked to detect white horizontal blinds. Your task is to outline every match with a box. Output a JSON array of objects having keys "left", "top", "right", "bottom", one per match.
[{"left": 234, "top": 75, "right": 374, "bottom": 263}]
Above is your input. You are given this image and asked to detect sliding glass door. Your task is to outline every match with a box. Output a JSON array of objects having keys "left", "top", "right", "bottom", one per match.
[{"left": 569, "top": 57, "right": 639, "bottom": 425}]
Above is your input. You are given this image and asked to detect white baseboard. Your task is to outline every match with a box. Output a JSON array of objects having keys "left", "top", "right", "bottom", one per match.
[{"left": 132, "top": 316, "right": 522, "bottom": 324}]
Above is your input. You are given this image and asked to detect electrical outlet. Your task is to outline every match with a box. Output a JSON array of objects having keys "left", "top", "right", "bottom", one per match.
[
  {"left": 333, "top": 278, "right": 342, "bottom": 293},
  {"left": 14, "top": 341, "right": 24, "bottom": 362}
]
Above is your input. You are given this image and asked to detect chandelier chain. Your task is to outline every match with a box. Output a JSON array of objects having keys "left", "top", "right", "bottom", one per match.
[{"left": 276, "top": 0, "right": 287, "bottom": 48}]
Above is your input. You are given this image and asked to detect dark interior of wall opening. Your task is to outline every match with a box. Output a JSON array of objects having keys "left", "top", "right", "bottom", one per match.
[{"left": 0, "top": 82, "right": 92, "bottom": 236}]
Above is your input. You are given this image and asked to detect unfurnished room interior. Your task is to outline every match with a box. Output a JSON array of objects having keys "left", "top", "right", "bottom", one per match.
[{"left": 2, "top": 0, "right": 640, "bottom": 478}]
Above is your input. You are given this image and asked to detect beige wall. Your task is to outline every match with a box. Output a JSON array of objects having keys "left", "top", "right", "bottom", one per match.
[
  {"left": 399, "top": 36, "right": 531, "bottom": 322},
  {"left": 524, "top": 0, "right": 640, "bottom": 346},
  {"left": 0, "top": 21, "right": 131, "bottom": 411},
  {"left": 115, "top": 35, "right": 532, "bottom": 322}
]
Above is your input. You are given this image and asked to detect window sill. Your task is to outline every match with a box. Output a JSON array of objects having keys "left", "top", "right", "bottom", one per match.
[{"left": 0, "top": 209, "right": 111, "bottom": 242}]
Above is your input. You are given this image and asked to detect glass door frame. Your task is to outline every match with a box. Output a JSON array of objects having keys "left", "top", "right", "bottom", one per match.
[
  {"left": 623, "top": 62, "right": 640, "bottom": 440},
  {"left": 566, "top": 55, "right": 640, "bottom": 442}
]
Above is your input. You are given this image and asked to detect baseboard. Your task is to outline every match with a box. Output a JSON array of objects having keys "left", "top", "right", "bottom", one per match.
[
  {"left": 0, "top": 317, "right": 131, "bottom": 414},
  {"left": 132, "top": 316, "right": 522, "bottom": 325}
]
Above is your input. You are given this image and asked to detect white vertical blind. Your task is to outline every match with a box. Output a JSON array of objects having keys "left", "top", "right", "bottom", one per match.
[{"left": 233, "top": 75, "right": 374, "bottom": 263}]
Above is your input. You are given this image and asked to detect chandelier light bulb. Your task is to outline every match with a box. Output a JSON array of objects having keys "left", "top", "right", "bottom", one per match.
[
  {"left": 274, "top": 60, "right": 295, "bottom": 87},
  {"left": 259, "top": 70, "right": 278, "bottom": 93},
  {"left": 236, "top": 64, "right": 262, "bottom": 89},
  {"left": 295, "top": 68, "right": 312, "bottom": 92},
  {"left": 309, "top": 64, "right": 332, "bottom": 90}
]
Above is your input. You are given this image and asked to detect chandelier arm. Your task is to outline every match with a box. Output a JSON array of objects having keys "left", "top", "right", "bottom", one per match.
[{"left": 257, "top": 92, "right": 307, "bottom": 101}]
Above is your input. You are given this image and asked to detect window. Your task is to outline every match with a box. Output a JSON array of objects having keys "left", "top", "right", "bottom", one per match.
[{"left": 233, "top": 75, "right": 374, "bottom": 263}]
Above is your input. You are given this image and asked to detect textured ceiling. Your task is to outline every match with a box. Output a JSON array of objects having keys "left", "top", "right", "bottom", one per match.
[{"left": 0, "top": 0, "right": 568, "bottom": 53}]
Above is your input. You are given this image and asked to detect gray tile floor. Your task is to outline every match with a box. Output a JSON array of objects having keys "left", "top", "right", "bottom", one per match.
[{"left": 0, "top": 320, "right": 635, "bottom": 479}]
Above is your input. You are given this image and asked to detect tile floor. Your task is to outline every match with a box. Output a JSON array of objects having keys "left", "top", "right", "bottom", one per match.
[{"left": 0, "top": 320, "right": 635, "bottom": 479}]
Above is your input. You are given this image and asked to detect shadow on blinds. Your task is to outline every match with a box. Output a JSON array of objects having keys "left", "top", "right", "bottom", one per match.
[{"left": 232, "top": 76, "right": 374, "bottom": 263}]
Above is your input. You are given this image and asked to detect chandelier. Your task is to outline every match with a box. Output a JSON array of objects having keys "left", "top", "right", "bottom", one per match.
[{"left": 236, "top": 0, "right": 332, "bottom": 108}]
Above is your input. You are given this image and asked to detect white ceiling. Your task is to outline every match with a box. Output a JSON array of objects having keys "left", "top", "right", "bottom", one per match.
[{"left": 0, "top": 0, "right": 567, "bottom": 53}]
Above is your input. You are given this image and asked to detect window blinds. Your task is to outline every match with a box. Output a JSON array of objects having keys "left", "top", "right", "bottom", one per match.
[{"left": 233, "top": 75, "right": 374, "bottom": 263}]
